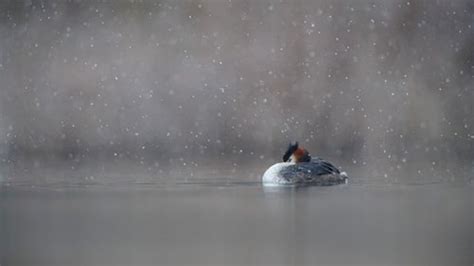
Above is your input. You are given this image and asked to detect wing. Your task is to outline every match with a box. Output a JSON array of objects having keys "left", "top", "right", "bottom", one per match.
[
  {"left": 278, "top": 158, "right": 341, "bottom": 183},
  {"left": 308, "top": 157, "right": 341, "bottom": 175}
]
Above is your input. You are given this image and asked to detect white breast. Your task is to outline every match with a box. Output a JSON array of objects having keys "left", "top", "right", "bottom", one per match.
[{"left": 262, "top": 162, "right": 297, "bottom": 186}]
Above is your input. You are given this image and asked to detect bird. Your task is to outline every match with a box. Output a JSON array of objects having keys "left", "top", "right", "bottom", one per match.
[{"left": 262, "top": 142, "right": 348, "bottom": 186}]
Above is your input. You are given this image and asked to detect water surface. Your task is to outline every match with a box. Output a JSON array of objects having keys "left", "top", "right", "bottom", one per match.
[
  {"left": 2, "top": 184, "right": 473, "bottom": 265},
  {"left": 1, "top": 161, "right": 473, "bottom": 265}
]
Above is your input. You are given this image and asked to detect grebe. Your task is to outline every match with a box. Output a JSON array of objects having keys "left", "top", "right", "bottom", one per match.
[{"left": 262, "top": 142, "right": 348, "bottom": 186}]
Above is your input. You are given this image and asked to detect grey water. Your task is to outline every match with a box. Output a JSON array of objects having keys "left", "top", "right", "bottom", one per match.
[{"left": 1, "top": 160, "right": 473, "bottom": 266}]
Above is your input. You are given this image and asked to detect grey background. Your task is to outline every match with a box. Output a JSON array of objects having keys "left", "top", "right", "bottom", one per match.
[{"left": 1, "top": 0, "right": 473, "bottom": 179}]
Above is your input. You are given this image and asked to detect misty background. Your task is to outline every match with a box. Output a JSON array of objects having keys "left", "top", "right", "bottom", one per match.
[{"left": 0, "top": 0, "right": 473, "bottom": 182}]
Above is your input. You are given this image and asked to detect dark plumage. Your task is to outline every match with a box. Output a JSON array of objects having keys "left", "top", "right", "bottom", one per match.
[{"left": 282, "top": 142, "right": 299, "bottom": 162}]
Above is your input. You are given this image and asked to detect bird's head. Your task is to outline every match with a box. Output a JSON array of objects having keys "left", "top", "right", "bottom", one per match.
[{"left": 282, "top": 141, "right": 311, "bottom": 163}]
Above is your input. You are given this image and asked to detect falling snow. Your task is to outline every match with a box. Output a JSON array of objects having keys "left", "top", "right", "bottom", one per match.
[{"left": 0, "top": 0, "right": 472, "bottom": 184}]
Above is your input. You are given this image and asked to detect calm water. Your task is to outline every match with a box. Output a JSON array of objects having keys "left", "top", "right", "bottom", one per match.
[{"left": 1, "top": 161, "right": 473, "bottom": 265}]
